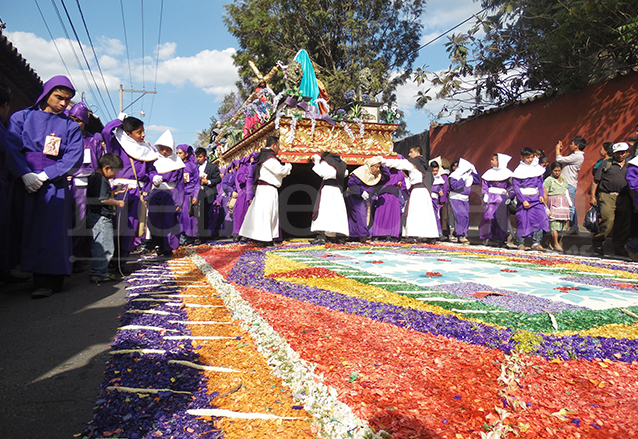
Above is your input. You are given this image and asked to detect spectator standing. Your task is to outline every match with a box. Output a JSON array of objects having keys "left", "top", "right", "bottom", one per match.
[
  {"left": 555, "top": 136, "right": 587, "bottom": 234},
  {"left": 590, "top": 142, "right": 631, "bottom": 257}
]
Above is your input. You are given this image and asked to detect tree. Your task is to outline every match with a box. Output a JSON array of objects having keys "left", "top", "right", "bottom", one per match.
[
  {"left": 414, "top": 0, "right": 638, "bottom": 118},
  {"left": 193, "top": 116, "right": 218, "bottom": 151},
  {"left": 224, "top": 0, "right": 425, "bottom": 111}
]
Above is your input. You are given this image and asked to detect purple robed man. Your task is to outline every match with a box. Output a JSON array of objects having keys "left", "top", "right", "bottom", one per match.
[
  {"left": 430, "top": 167, "right": 449, "bottom": 235},
  {"left": 176, "top": 144, "right": 199, "bottom": 240},
  {"left": 479, "top": 153, "right": 513, "bottom": 244},
  {"left": 67, "top": 102, "right": 105, "bottom": 265},
  {"left": 346, "top": 157, "right": 383, "bottom": 240},
  {"left": 232, "top": 156, "right": 251, "bottom": 237},
  {"left": 624, "top": 156, "right": 638, "bottom": 258},
  {"left": 102, "top": 114, "right": 156, "bottom": 260},
  {"left": 147, "top": 130, "right": 185, "bottom": 256},
  {"left": 448, "top": 158, "right": 480, "bottom": 241},
  {"left": 217, "top": 163, "right": 236, "bottom": 237},
  {"left": 371, "top": 166, "right": 403, "bottom": 239},
  {"left": 6, "top": 75, "right": 84, "bottom": 297},
  {"left": 512, "top": 156, "right": 549, "bottom": 246}
]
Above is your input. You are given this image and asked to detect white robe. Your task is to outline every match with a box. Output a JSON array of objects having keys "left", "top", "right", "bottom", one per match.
[
  {"left": 310, "top": 159, "right": 349, "bottom": 236},
  {"left": 239, "top": 156, "right": 292, "bottom": 242},
  {"left": 384, "top": 158, "right": 439, "bottom": 238}
]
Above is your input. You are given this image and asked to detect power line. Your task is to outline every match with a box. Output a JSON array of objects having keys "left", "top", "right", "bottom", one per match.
[
  {"left": 49, "top": 0, "right": 101, "bottom": 111},
  {"left": 58, "top": 0, "right": 114, "bottom": 120},
  {"left": 74, "top": 0, "right": 118, "bottom": 117},
  {"left": 416, "top": 6, "right": 490, "bottom": 52},
  {"left": 33, "top": 0, "right": 75, "bottom": 86},
  {"left": 148, "top": 0, "right": 164, "bottom": 124},
  {"left": 119, "top": 0, "right": 133, "bottom": 91},
  {"left": 140, "top": 0, "right": 145, "bottom": 90}
]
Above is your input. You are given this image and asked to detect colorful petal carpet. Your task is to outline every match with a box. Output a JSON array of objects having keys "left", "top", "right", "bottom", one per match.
[{"left": 81, "top": 241, "right": 638, "bottom": 439}]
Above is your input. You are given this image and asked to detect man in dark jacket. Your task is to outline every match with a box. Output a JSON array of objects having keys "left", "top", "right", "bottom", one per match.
[{"left": 195, "top": 147, "right": 221, "bottom": 240}]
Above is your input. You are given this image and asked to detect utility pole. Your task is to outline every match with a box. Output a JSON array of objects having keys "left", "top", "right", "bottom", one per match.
[{"left": 119, "top": 84, "right": 157, "bottom": 113}]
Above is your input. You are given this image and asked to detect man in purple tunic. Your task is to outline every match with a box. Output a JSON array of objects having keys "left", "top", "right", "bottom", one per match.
[
  {"left": 624, "top": 150, "right": 638, "bottom": 261},
  {"left": 370, "top": 166, "right": 403, "bottom": 240},
  {"left": 147, "top": 130, "right": 184, "bottom": 257},
  {"left": 479, "top": 153, "right": 513, "bottom": 247},
  {"left": 429, "top": 159, "right": 449, "bottom": 237},
  {"left": 176, "top": 144, "right": 199, "bottom": 244},
  {"left": 6, "top": 76, "right": 84, "bottom": 298},
  {"left": 232, "top": 156, "right": 250, "bottom": 240},
  {"left": 448, "top": 158, "right": 480, "bottom": 244},
  {"left": 67, "top": 102, "right": 105, "bottom": 271},
  {"left": 102, "top": 114, "right": 156, "bottom": 266},
  {"left": 346, "top": 156, "right": 382, "bottom": 241},
  {"left": 512, "top": 147, "right": 549, "bottom": 251}
]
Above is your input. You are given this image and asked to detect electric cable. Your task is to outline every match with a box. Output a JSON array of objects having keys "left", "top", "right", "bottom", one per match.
[
  {"left": 416, "top": 6, "right": 490, "bottom": 52},
  {"left": 50, "top": 0, "right": 100, "bottom": 108},
  {"left": 147, "top": 0, "right": 164, "bottom": 124},
  {"left": 120, "top": 0, "right": 134, "bottom": 91},
  {"left": 55, "top": 0, "right": 113, "bottom": 119},
  {"left": 74, "top": 0, "right": 118, "bottom": 117},
  {"left": 34, "top": 0, "right": 75, "bottom": 85}
]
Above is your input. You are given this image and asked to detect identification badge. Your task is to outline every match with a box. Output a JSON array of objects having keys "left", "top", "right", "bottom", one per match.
[
  {"left": 184, "top": 172, "right": 190, "bottom": 183},
  {"left": 43, "top": 134, "right": 61, "bottom": 156},
  {"left": 83, "top": 148, "right": 92, "bottom": 164}
]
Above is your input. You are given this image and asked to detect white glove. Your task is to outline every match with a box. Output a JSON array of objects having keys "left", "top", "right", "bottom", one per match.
[
  {"left": 22, "top": 172, "right": 43, "bottom": 193},
  {"left": 361, "top": 191, "right": 370, "bottom": 200},
  {"left": 118, "top": 112, "right": 128, "bottom": 121},
  {"left": 153, "top": 175, "right": 163, "bottom": 186},
  {"left": 311, "top": 154, "right": 321, "bottom": 162},
  {"left": 483, "top": 194, "right": 488, "bottom": 203},
  {"left": 37, "top": 171, "right": 48, "bottom": 182}
]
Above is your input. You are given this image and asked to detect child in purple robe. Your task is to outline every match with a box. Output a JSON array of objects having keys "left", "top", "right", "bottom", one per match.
[
  {"left": 512, "top": 147, "right": 549, "bottom": 251},
  {"left": 448, "top": 158, "right": 480, "bottom": 244},
  {"left": 346, "top": 156, "right": 383, "bottom": 241},
  {"left": 147, "top": 130, "right": 185, "bottom": 257},
  {"left": 429, "top": 159, "right": 449, "bottom": 237},
  {"left": 479, "top": 153, "right": 513, "bottom": 247},
  {"left": 371, "top": 165, "right": 403, "bottom": 240},
  {"left": 67, "top": 102, "right": 105, "bottom": 271},
  {"left": 102, "top": 114, "right": 157, "bottom": 266},
  {"left": 176, "top": 144, "right": 199, "bottom": 244},
  {"left": 6, "top": 75, "right": 84, "bottom": 298}
]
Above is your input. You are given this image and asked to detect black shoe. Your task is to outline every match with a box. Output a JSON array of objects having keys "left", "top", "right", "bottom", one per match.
[
  {"left": 72, "top": 261, "right": 85, "bottom": 273},
  {"left": 593, "top": 246, "right": 604, "bottom": 257},
  {"left": 310, "top": 238, "right": 326, "bottom": 245},
  {"left": 0, "top": 272, "right": 30, "bottom": 283},
  {"left": 32, "top": 288, "right": 53, "bottom": 299}
]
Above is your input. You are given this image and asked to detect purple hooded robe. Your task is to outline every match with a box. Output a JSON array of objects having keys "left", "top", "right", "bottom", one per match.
[
  {"left": 430, "top": 174, "right": 449, "bottom": 234},
  {"left": 148, "top": 166, "right": 184, "bottom": 252},
  {"left": 448, "top": 172, "right": 480, "bottom": 237},
  {"left": 68, "top": 103, "right": 105, "bottom": 259},
  {"left": 101, "top": 118, "right": 155, "bottom": 253},
  {"left": 371, "top": 167, "right": 403, "bottom": 238},
  {"left": 176, "top": 144, "right": 200, "bottom": 237},
  {"left": 5, "top": 76, "right": 84, "bottom": 276},
  {"left": 479, "top": 179, "right": 511, "bottom": 241},
  {"left": 345, "top": 174, "right": 378, "bottom": 238},
  {"left": 513, "top": 175, "right": 549, "bottom": 237},
  {"left": 233, "top": 156, "right": 251, "bottom": 235}
]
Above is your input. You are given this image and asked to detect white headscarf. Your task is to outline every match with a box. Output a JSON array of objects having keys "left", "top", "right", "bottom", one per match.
[
  {"left": 482, "top": 153, "right": 513, "bottom": 181},
  {"left": 153, "top": 130, "right": 185, "bottom": 174},
  {"left": 352, "top": 156, "right": 383, "bottom": 186},
  {"left": 114, "top": 126, "right": 157, "bottom": 162},
  {"left": 512, "top": 156, "right": 545, "bottom": 179}
]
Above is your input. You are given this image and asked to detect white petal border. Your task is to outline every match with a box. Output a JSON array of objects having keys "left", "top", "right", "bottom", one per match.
[{"left": 189, "top": 251, "right": 385, "bottom": 439}]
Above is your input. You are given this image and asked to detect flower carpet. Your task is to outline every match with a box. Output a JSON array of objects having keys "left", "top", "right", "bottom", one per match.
[{"left": 83, "top": 241, "right": 638, "bottom": 439}]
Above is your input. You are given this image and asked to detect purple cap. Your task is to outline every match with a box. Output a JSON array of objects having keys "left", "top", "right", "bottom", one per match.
[
  {"left": 36, "top": 75, "right": 75, "bottom": 106},
  {"left": 68, "top": 102, "right": 89, "bottom": 123}
]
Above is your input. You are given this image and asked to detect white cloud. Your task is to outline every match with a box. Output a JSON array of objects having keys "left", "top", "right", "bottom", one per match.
[
  {"left": 157, "top": 42, "right": 177, "bottom": 60},
  {"left": 98, "top": 37, "right": 125, "bottom": 56},
  {"left": 146, "top": 124, "right": 177, "bottom": 134}
]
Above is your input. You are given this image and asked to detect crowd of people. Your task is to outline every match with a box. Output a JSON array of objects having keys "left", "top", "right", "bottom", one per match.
[{"left": 2, "top": 75, "right": 638, "bottom": 299}]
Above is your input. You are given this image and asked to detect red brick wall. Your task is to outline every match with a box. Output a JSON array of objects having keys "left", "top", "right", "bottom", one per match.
[{"left": 429, "top": 72, "right": 638, "bottom": 227}]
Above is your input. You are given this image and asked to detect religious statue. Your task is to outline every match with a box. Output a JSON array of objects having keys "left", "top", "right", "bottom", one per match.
[
  {"left": 286, "top": 60, "right": 303, "bottom": 94},
  {"left": 356, "top": 67, "right": 374, "bottom": 102}
]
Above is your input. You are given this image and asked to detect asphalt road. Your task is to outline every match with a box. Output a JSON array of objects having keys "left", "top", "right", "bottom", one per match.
[{"left": 0, "top": 267, "right": 128, "bottom": 439}]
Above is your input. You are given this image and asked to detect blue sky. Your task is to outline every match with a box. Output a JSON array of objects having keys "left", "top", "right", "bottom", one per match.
[{"left": 1, "top": 0, "right": 482, "bottom": 145}]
